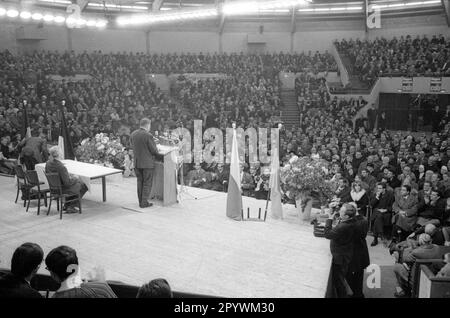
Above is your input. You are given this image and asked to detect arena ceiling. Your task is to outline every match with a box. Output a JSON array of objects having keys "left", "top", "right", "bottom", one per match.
[{"left": 0, "top": 0, "right": 447, "bottom": 28}]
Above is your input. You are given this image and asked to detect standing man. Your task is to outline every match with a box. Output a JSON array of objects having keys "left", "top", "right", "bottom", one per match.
[
  {"left": 19, "top": 132, "right": 49, "bottom": 170},
  {"left": 324, "top": 203, "right": 356, "bottom": 298},
  {"left": 131, "top": 118, "right": 160, "bottom": 208},
  {"left": 367, "top": 104, "right": 377, "bottom": 131}
]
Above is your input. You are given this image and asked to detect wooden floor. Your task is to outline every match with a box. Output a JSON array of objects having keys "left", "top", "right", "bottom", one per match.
[{"left": 0, "top": 175, "right": 332, "bottom": 298}]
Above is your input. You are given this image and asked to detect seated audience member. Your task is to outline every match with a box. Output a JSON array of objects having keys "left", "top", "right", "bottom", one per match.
[
  {"left": 346, "top": 202, "right": 370, "bottom": 298},
  {"left": 370, "top": 182, "right": 395, "bottom": 246},
  {"left": 417, "top": 187, "right": 446, "bottom": 227},
  {"left": 254, "top": 166, "right": 270, "bottom": 200},
  {"left": 210, "top": 163, "right": 229, "bottom": 192},
  {"left": 349, "top": 182, "right": 369, "bottom": 216},
  {"left": 392, "top": 185, "right": 419, "bottom": 242},
  {"left": 335, "top": 178, "right": 351, "bottom": 203},
  {"left": 136, "top": 278, "right": 173, "bottom": 298},
  {"left": 393, "top": 233, "right": 441, "bottom": 298},
  {"left": 45, "top": 245, "right": 117, "bottom": 298},
  {"left": 45, "top": 146, "right": 88, "bottom": 213},
  {"left": 436, "top": 253, "right": 450, "bottom": 277},
  {"left": 185, "top": 163, "right": 208, "bottom": 188},
  {"left": 240, "top": 164, "right": 255, "bottom": 197},
  {"left": 408, "top": 223, "right": 446, "bottom": 246},
  {"left": 0, "top": 242, "right": 44, "bottom": 298},
  {"left": 324, "top": 203, "right": 357, "bottom": 298}
]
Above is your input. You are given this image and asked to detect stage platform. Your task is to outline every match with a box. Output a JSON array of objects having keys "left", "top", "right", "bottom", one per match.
[{"left": 0, "top": 175, "right": 332, "bottom": 298}]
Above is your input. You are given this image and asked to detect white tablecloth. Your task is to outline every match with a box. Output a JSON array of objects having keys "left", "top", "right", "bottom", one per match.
[{"left": 35, "top": 160, "right": 122, "bottom": 192}]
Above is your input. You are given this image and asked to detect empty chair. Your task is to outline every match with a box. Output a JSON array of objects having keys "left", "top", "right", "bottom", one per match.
[
  {"left": 25, "top": 170, "right": 49, "bottom": 215},
  {"left": 14, "top": 164, "right": 34, "bottom": 208}
]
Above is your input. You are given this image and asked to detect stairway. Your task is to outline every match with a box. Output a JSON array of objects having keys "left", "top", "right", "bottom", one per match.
[{"left": 280, "top": 89, "right": 300, "bottom": 129}]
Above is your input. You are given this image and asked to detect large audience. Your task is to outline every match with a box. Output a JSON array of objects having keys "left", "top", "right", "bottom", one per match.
[
  {"left": 1, "top": 34, "right": 450, "bottom": 298},
  {"left": 335, "top": 34, "right": 450, "bottom": 85}
]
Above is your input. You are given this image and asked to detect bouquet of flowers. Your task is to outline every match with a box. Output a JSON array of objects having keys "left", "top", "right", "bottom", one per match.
[
  {"left": 280, "top": 156, "right": 338, "bottom": 206},
  {"left": 75, "top": 133, "right": 126, "bottom": 169}
]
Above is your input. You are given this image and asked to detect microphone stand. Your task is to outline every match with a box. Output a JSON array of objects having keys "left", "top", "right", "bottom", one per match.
[{"left": 177, "top": 121, "right": 197, "bottom": 201}]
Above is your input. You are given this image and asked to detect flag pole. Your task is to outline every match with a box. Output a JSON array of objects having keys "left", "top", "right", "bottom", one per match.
[{"left": 267, "top": 123, "right": 283, "bottom": 220}]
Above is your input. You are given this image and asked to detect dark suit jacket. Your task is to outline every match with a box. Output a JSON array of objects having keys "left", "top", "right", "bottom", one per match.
[
  {"left": 45, "top": 159, "right": 78, "bottom": 192},
  {"left": 371, "top": 191, "right": 394, "bottom": 212},
  {"left": 325, "top": 218, "right": 356, "bottom": 269},
  {"left": 348, "top": 215, "right": 370, "bottom": 273},
  {"left": 130, "top": 128, "right": 160, "bottom": 169},
  {"left": 20, "top": 136, "right": 48, "bottom": 163},
  {"left": 0, "top": 273, "right": 42, "bottom": 298}
]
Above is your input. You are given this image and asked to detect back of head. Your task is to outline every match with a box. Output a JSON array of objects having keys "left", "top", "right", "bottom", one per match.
[
  {"left": 11, "top": 243, "right": 44, "bottom": 279},
  {"left": 48, "top": 146, "right": 60, "bottom": 160},
  {"left": 140, "top": 118, "right": 151, "bottom": 129},
  {"left": 136, "top": 278, "right": 172, "bottom": 298},
  {"left": 342, "top": 203, "right": 357, "bottom": 218},
  {"left": 424, "top": 224, "right": 436, "bottom": 235},
  {"left": 418, "top": 233, "right": 432, "bottom": 246},
  {"left": 45, "top": 246, "right": 79, "bottom": 282}
]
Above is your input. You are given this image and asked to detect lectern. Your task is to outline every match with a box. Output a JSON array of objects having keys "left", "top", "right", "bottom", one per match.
[{"left": 150, "top": 145, "right": 178, "bottom": 206}]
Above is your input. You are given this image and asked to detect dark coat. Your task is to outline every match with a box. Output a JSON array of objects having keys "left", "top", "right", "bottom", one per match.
[
  {"left": 418, "top": 198, "right": 446, "bottom": 221},
  {"left": 45, "top": 159, "right": 80, "bottom": 194},
  {"left": 19, "top": 136, "right": 48, "bottom": 163},
  {"left": 349, "top": 190, "right": 369, "bottom": 216},
  {"left": 0, "top": 273, "right": 42, "bottom": 298},
  {"left": 324, "top": 217, "right": 356, "bottom": 271},
  {"left": 130, "top": 128, "right": 160, "bottom": 169},
  {"left": 348, "top": 215, "right": 370, "bottom": 273},
  {"left": 392, "top": 194, "right": 419, "bottom": 232}
]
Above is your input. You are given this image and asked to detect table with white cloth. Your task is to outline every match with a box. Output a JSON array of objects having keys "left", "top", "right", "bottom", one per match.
[{"left": 35, "top": 160, "right": 123, "bottom": 202}]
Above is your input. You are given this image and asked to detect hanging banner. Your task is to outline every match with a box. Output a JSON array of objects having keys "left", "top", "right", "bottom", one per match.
[{"left": 430, "top": 78, "right": 442, "bottom": 92}]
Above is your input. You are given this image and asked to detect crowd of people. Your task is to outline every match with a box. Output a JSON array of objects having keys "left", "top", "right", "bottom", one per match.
[
  {"left": 0, "top": 243, "right": 173, "bottom": 298},
  {"left": 335, "top": 34, "right": 450, "bottom": 85}
]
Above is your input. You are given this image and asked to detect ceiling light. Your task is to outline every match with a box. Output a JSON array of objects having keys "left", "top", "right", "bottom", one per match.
[
  {"left": 0, "top": 8, "right": 6, "bottom": 16},
  {"left": 32, "top": 13, "right": 43, "bottom": 20},
  {"left": 54, "top": 16, "right": 65, "bottom": 23},
  {"left": 6, "top": 9, "right": 19, "bottom": 18},
  {"left": 43, "top": 14, "right": 54, "bottom": 22},
  {"left": 20, "top": 11, "right": 32, "bottom": 19}
]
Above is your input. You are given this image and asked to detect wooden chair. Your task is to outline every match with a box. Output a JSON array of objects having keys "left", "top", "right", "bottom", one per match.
[
  {"left": 45, "top": 173, "right": 82, "bottom": 220},
  {"left": 13, "top": 164, "right": 34, "bottom": 207},
  {"left": 25, "top": 170, "right": 50, "bottom": 215}
]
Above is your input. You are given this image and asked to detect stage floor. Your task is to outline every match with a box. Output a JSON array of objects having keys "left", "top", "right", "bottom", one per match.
[{"left": 0, "top": 175, "right": 332, "bottom": 298}]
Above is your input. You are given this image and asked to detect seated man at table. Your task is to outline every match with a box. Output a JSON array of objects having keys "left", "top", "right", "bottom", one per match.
[{"left": 45, "top": 146, "right": 88, "bottom": 213}]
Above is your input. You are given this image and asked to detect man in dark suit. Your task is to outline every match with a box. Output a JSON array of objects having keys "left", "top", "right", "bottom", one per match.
[
  {"left": 19, "top": 133, "right": 49, "bottom": 170},
  {"left": 45, "top": 146, "right": 88, "bottom": 213},
  {"left": 324, "top": 203, "right": 356, "bottom": 298},
  {"left": 0, "top": 242, "right": 44, "bottom": 298},
  {"left": 371, "top": 182, "right": 395, "bottom": 246},
  {"left": 346, "top": 205, "right": 370, "bottom": 298},
  {"left": 131, "top": 118, "right": 161, "bottom": 208},
  {"left": 367, "top": 104, "right": 377, "bottom": 131}
]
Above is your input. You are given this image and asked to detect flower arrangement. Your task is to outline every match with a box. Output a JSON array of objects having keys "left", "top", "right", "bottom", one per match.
[
  {"left": 280, "top": 156, "right": 338, "bottom": 206},
  {"left": 75, "top": 133, "right": 126, "bottom": 169}
]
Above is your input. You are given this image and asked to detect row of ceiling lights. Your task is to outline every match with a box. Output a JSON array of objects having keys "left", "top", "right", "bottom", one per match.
[
  {"left": 117, "top": 0, "right": 443, "bottom": 26},
  {"left": 0, "top": 0, "right": 443, "bottom": 28},
  {"left": 0, "top": 7, "right": 108, "bottom": 28}
]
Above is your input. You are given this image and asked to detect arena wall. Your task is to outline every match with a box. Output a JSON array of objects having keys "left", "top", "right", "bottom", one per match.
[{"left": 0, "top": 14, "right": 447, "bottom": 54}]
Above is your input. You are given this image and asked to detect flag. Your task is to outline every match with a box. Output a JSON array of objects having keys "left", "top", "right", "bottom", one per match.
[
  {"left": 226, "top": 127, "right": 242, "bottom": 221},
  {"left": 22, "top": 103, "right": 31, "bottom": 138},
  {"left": 269, "top": 144, "right": 283, "bottom": 219},
  {"left": 58, "top": 105, "right": 75, "bottom": 160}
]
